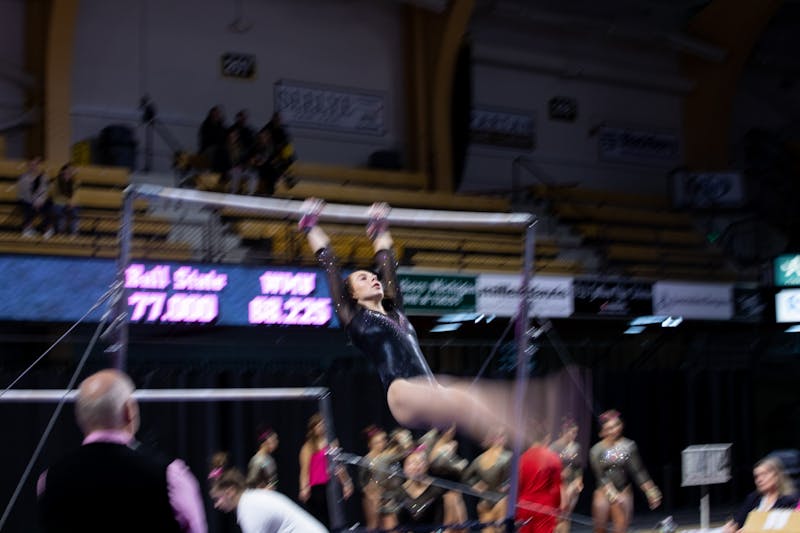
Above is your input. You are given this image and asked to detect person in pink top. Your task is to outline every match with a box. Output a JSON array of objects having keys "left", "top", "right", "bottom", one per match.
[{"left": 298, "top": 413, "right": 353, "bottom": 527}]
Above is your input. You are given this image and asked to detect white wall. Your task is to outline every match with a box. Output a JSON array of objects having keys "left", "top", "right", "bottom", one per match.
[
  {"left": 0, "top": 0, "right": 28, "bottom": 158},
  {"left": 462, "top": 22, "right": 687, "bottom": 195},
  {"left": 71, "top": 0, "right": 405, "bottom": 171}
]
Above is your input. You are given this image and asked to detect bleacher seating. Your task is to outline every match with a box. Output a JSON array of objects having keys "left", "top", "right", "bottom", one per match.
[
  {"left": 1, "top": 158, "right": 607, "bottom": 274},
  {"left": 0, "top": 159, "right": 191, "bottom": 260},
  {"left": 214, "top": 162, "right": 572, "bottom": 273},
  {"left": 534, "top": 183, "right": 735, "bottom": 280}
]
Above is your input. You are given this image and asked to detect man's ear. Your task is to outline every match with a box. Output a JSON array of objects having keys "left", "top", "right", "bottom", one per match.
[{"left": 124, "top": 399, "right": 140, "bottom": 435}]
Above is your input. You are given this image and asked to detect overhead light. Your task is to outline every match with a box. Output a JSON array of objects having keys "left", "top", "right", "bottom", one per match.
[
  {"left": 630, "top": 316, "right": 668, "bottom": 326},
  {"left": 624, "top": 326, "right": 645, "bottom": 335},
  {"left": 785, "top": 325, "right": 800, "bottom": 333},
  {"left": 662, "top": 316, "right": 683, "bottom": 328},
  {"left": 431, "top": 323, "right": 461, "bottom": 333},
  {"left": 437, "top": 313, "right": 482, "bottom": 323}
]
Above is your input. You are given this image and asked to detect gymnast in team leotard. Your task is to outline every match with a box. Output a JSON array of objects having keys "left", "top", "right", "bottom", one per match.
[{"left": 300, "top": 199, "right": 513, "bottom": 442}]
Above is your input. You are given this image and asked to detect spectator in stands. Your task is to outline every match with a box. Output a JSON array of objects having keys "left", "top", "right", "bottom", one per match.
[
  {"left": 208, "top": 457, "right": 327, "bottom": 533},
  {"left": 198, "top": 105, "right": 227, "bottom": 165},
  {"left": 516, "top": 421, "right": 562, "bottom": 533},
  {"left": 37, "top": 369, "right": 207, "bottom": 533},
  {"left": 723, "top": 456, "right": 798, "bottom": 533},
  {"left": 231, "top": 109, "right": 255, "bottom": 152},
  {"left": 215, "top": 129, "right": 258, "bottom": 195},
  {"left": 265, "top": 112, "right": 296, "bottom": 178},
  {"left": 246, "top": 428, "right": 279, "bottom": 490},
  {"left": 50, "top": 163, "right": 80, "bottom": 236},
  {"left": 248, "top": 129, "right": 280, "bottom": 196},
  {"left": 15, "top": 157, "right": 53, "bottom": 238}
]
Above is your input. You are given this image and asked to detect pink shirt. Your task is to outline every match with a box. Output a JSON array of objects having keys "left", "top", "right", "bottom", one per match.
[
  {"left": 38, "top": 430, "right": 207, "bottom": 533},
  {"left": 308, "top": 447, "right": 330, "bottom": 487}
]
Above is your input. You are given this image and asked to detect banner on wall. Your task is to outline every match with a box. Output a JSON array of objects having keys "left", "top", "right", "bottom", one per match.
[
  {"left": 470, "top": 106, "right": 536, "bottom": 150},
  {"left": 671, "top": 171, "right": 746, "bottom": 209},
  {"left": 598, "top": 125, "right": 680, "bottom": 165},
  {"left": 652, "top": 281, "right": 733, "bottom": 320},
  {"left": 573, "top": 278, "right": 652, "bottom": 317},
  {"left": 476, "top": 274, "right": 573, "bottom": 318},
  {"left": 774, "top": 254, "right": 800, "bottom": 287},
  {"left": 733, "top": 286, "right": 767, "bottom": 322},
  {"left": 274, "top": 79, "right": 385, "bottom": 136},
  {"left": 398, "top": 273, "right": 476, "bottom": 315},
  {"left": 776, "top": 289, "right": 800, "bottom": 323}
]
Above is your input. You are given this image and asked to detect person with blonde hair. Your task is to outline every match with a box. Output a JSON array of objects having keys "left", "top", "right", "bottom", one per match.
[
  {"left": 209, "top": 455, "right": 327, "bottom": 533},
  {"left": 723, "top": 456, "right": 798, "bottom": 533}
]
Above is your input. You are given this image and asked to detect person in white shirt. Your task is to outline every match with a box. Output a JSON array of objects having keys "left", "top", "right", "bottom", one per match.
[{"left": 209, "top": 461, "right": 328, "bottom": 533}]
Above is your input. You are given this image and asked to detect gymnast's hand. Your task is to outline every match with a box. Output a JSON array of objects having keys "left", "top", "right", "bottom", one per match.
[
  {"left": 366, "top": 202, "right": 391, "bottom": 240},
  {"left": 298, "top": 197, "right": 325, "bottom": 233}
]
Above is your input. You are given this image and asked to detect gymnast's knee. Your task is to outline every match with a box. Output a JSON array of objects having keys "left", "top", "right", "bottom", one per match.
[{"left": 386, "top": 379, "right": 417, "bottom": 427}]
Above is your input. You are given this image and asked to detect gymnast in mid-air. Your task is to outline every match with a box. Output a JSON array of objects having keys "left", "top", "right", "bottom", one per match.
[{"left": 300, "top": 199, "right": 517, "bottom": 442}]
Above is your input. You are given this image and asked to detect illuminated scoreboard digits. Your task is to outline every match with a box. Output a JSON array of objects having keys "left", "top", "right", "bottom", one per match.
[
  {"left": 122, "top": 264, "right": 332, "bottom": 327},
  {"left": 128, "top": 292, "right": 218, "bottom": 323},
  {"left": 248, "top": 271, "right": 332, "bottom": 326},
  {"left": 125, "top": 264, "right": 226, "bottom": 324}
]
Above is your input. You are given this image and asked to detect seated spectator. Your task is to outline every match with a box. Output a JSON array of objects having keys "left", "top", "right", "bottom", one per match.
[
  {"left": 15, "top": 157, "right": 53, "bottom": 238},
  {"left": 723, "top": 456, "right": 798, "bottom": 533},
  {"left": 215, "top": 129, "right": 258, "bottom": 195},
  {"left": 231, "top": 109, "right": 255, "bottom": 153},
  {"left": 199, "top": 105, "right": 227, "bottom": 164},
  {"left": 50, "top": 163, "right": 80, "bottom": 236}
]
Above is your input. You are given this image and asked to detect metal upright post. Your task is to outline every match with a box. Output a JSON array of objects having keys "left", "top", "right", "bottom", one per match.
[
  {"left": 505, "top": 221, "right": 537, "bottom": 531},
  {"left": 319, "top": 391, "right": 345, "bottom": 530},
  {"left": 110, "top": 187, "right": 134, "bottom": 370}
]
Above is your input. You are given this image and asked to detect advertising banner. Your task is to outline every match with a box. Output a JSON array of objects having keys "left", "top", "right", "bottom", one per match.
[
  {"left": 775, "top": 289, "right": 800, "bottom": 323},
  {"left": 598, "top": 125, "right": 680, "bottom": 165},
  {"left": 398, "top": 273, "right": 476, "bottom": 315},
  {"left": 274, "top": 79, "right": 385, "bottom": 136},
  {"left": 470, "top": 106, "right": 535, "bottom": 150},
  {"left": 476, "top": 274, "right": 573, "bottom": 318},
  {"left": 573, "top": 278, "right": 652, "bottom": 317},
  {"left": 652, "top": 281, "right": 733, "bottom": 320},
  {"left": 774, "top": 254, "right": 800, "bottom": 287}
]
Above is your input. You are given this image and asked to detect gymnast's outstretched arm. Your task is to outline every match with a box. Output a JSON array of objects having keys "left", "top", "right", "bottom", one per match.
[
  {"left": 366, "top": 202, "right": 402, "bottom": 309},
  {"left": 299, "top": 198, "right": 356, "bottom": 327}
]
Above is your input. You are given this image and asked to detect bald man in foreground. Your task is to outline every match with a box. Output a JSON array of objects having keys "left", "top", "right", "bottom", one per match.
[{"left": 37, "top": 369, "right": 207, "bottom": 533}]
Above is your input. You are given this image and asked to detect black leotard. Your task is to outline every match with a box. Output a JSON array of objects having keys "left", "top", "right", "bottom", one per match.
[{"left": 316, "top": 246, "right": 435, "bottom": 388}]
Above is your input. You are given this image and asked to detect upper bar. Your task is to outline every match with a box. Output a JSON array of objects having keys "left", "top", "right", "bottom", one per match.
[
  {"left": 0, "top": 387, "right": 331, "bottom": 403},
  {"left": 129, "top": 184, "right": 535, "bottom": 230}
]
